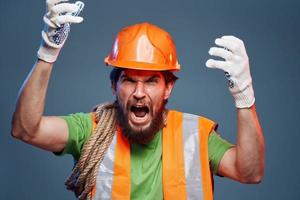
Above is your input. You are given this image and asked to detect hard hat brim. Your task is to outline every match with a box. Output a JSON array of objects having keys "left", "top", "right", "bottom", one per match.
[{"left": 105, "top": 57, "right": 180, "bottom": 71}]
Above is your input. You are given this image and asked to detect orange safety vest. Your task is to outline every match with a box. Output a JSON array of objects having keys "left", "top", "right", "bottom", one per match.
[{"left": 89, "top": 110, "right": 216, "bottom": 200}]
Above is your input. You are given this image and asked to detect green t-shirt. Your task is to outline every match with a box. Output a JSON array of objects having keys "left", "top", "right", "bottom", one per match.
[{"left": 55, "top": 112, "right": 233, "bottom": 199}]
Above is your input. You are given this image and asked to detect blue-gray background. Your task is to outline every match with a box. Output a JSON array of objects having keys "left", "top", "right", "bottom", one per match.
[{"left": 1, "top": 0, "right": 299, "bottom": 199}]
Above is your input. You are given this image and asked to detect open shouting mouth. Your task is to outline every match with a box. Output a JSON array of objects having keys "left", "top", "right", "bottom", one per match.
[{"left": 128, "top": 104, "right": 151, "bottom": 127}]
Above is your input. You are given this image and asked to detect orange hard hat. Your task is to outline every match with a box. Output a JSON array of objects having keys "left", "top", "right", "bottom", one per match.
[{"left": 104, "top": 22, "right": 180, "bottom": 71}]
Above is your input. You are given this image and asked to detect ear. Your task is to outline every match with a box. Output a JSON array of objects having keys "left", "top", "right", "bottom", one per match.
[{"left": 164, "top": 81, "right": 175, "bottom": 100}]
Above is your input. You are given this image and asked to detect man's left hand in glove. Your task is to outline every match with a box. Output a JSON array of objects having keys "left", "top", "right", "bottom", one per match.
[{"left": 206, "top": 35, "right": 255, "bottom": 108}]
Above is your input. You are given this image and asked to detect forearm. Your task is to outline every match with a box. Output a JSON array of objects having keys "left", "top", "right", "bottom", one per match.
[
  {"left": 235, "top": 104, "right": 264, "bottom": 182},
  {"left": 11, "top": 59, "right": 53, "bottom": 139}
]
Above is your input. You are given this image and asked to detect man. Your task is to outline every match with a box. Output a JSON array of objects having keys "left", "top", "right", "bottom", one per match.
[{"left": 11, "top": 0, "right": 264, "bottom": 200}]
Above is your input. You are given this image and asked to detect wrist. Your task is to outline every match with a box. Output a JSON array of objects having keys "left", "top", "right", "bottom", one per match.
[
  {"left": 232, "top": 84, "right": 255, "bottom": 108},
  {"left": 37, "top": 40, "right": 61, "bottom": 63}
]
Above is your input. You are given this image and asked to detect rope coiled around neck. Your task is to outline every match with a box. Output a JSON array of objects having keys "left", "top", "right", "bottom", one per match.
[{"left": 65, "top": 102, "right": 117, "bottom": 200}]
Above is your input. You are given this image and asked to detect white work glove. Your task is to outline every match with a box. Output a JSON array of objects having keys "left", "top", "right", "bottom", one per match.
[
  {"left": 37, "top": 0, "right": 84, "bottom": 63},
  {"left": 206, "top": 35, "right": 255, "bottom": 108}
]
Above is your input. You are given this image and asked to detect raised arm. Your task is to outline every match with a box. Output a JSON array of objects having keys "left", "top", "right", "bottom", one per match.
[
  {"left": 206, "top": 36, "right": 264, "bottom": 183},
  {"left": 11, "top": 0, "right": 84, "bottom": 152},
  {"left": 217, "top": 105, "right": 264, "bottom": 183},
  {"left": 11, "top": 60, "right": 69, "bottom": 152}
]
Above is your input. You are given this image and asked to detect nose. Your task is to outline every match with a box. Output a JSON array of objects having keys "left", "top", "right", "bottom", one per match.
[{"left": 133, "top": 81, "right": 146, "bottom": 100}]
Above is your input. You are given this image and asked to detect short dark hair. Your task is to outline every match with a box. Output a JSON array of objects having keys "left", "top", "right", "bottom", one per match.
[{"left": 109, "top": 68, "right": 178, "bottom": 85}]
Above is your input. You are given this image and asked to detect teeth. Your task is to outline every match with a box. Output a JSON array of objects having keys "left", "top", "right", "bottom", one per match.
[{"left": 130, "top": 105, "right": 149, "bottom": 118}]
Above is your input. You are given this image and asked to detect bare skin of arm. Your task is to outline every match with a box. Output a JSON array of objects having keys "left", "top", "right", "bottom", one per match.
[
  {"left": 11, "top": 60, "right": 68, "bottom": 152},
  {"left": 217, "top": 105, "right": 264, "bottom": 183}
]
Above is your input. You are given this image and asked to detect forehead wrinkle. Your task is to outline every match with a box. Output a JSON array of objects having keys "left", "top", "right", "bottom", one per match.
[{"left": 121, "top": 70, "right": 163, "bottom": 81}]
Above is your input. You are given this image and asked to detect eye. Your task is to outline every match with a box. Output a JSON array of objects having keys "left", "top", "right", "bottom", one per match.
[
  {"left": 146, "top": 77, "right": 159, "bottom": 84},
  {"left": 122, "top": 77, "right": 135, "bottom": 83}
]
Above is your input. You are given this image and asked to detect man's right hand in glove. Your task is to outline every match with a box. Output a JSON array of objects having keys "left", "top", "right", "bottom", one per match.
[
  {"left": 37, "top": 0, "right": 84, "bottom": 63},
  {"left": 11, "top": 0, "right": 85, "bottom": 153}
]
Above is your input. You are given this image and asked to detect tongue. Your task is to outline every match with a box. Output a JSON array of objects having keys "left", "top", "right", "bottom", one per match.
[
  {"left": 132, "top": 106, "right": 148, "bottom": 117},
  {"left": 134, "top": 110, "right": 147, "bottom": 117}
]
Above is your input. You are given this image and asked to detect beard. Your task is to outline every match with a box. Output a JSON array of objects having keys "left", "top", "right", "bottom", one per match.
[{"left": 115, "top": 99, "right": 166, "bottom": 144}]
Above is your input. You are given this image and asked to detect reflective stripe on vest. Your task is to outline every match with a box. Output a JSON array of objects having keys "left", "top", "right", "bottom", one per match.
[
  {"left": 93, "top": 126, "right": 130, "bottom": 200},
  {"left": 91, "top": 110, "right": 215, "bottom": 200}
]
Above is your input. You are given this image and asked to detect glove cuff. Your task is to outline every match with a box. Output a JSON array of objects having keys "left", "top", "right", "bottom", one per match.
[
  {"left": 232, "top": 84, "right": 255, "bottom": 108},
  {"left": 37, "top": 40, "right": 61, "bottom": 63}
]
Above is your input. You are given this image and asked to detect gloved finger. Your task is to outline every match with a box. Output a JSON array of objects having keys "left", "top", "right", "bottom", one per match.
[
  {"left": 221, "top": 35, "right": 244, "bottom": 45},
  {"left": 47, "top": 0, "right": 69, "bottom": 9},
  {"left": 221, "top": 35, "right": 248, "bottom": 56},
  {"left": 205, "top": 59, "right": 231, "bottom": 72},
  {"left": 47, "top": 0, "right": 69, "bottom": 6},
  {"left": 215, "top": 38, "right": 240, "bottom": 53},
  {"left": 52, "top": 15, "right": 83, "bottom": 26},
  {"left": 44, "top": 15, "right": 57, "bottom": 28},
  {"left": 209, "top": 47, "right": 234, "bottom": 60},
  {"left": 41, "top": 30, "right": 63, "bottom": 49},
  {"left": 51, "top": 3, "right": 79, "bottom": 15}
]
